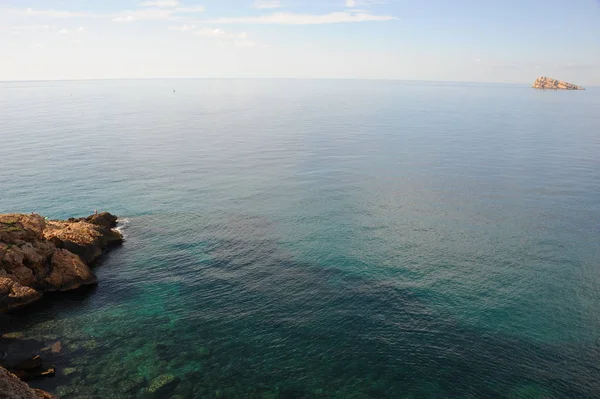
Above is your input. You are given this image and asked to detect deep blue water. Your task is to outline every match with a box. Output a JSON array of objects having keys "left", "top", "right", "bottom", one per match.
[{"left": 0, "top": 79, "right": 599, "bottom": 398}]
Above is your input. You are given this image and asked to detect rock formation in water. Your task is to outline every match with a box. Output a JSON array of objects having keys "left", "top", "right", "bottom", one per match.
[
  {"left": 532, "top": 77, "right": 585, "bottom": 90},
  {"left": 0, "top": 212, "right": 122, "bottom": 313},
  {"left": 0, "top": 365, "right": 57, "bottom": 398}
]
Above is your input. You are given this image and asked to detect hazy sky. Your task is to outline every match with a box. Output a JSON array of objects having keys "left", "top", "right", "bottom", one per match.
[{"left": 1, "top": 0, "right": 599, "bottom": 84}]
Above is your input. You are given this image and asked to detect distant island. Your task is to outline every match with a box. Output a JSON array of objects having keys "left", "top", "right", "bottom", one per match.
[{"left": 532, "top": 77, "right": 585, "bottom": 90}]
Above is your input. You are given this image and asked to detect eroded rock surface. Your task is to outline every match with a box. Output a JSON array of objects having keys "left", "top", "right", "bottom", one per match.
[
  {"left": 0, "top": 279, "right": 42, "bottom": 312},
  {"left": 0, "top": 212, "right": 122, "bottom": 312}
]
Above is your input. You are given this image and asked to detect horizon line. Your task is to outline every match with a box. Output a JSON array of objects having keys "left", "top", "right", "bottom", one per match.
[{"left": 0, "top": 77, "right": 596, "bottom": 88}]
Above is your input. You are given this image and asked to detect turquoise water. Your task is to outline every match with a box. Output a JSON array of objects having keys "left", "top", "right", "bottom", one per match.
[{"left": 1, "top": 79, "right": 599, "bottom": 398}]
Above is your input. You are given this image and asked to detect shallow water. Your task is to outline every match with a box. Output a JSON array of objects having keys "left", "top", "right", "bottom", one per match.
[{"left": 0, "top": 79, "right": 599, "bottom": 398}]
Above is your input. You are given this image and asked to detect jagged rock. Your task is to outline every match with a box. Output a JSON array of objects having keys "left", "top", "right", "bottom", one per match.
[
  {"left": 39, "top": 249, "right": 96, "bottom": 292},
  {"left": 85, "top": 212, "right": 118, "bottom": 229},
  {"left": 0, "top": 366, "right": 57, "bottom": 399},
  {"left": 0, "top": 214, "right": 46, "bottom": 244},
  {"left": 532, "top": 76, "right": 584, "bottom": 90},
  {"left": 0, "top": 278, "right": 42, "bottom": 311},
  {"left": 0, "top": 212, "right": 122, "bottom": 312},
  {"left": 44, "top": 219, "right": 122, "bottom": 264}
]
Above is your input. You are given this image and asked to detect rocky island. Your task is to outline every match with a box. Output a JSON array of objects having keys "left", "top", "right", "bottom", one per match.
[
  {"left": 532, "top": 76, "right": 585, "bottom": 90},
  {"left": 0, "top": 212, "right": 122, "bottom": 398}
]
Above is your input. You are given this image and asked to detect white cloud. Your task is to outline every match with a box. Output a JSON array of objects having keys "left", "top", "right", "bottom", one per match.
[
  {"left": 196, "top": 28, "right": 230, "bottom": 38},
  {"left": 112, "top": 5, "right": 204, "bottom": 22},
  {"left": 3, "top": 24, "right": 51, "bottom": 35},
  {"left": 113, "top": 8, "right": 172, "bottom": 22},
  {"left": 345, "top": 0, "right": 387, "bottom": 7},
  {"left": 175, "top": 6, "right": 205, "bottom": 12},
  {"left": 211, "top": 11, "right": 397, "bottom": 25},
  {"left": 113, "top": 15, "right": 136, "bottom": 22},
  {"left": 3, "top": 5, "right": 203, "bottom": 23},
  {"left": 253, "top": 0, "right": 283, "bottom": 9},
  {"left": 56, "top": 26, "right": 85, "bottom": 38},
  {"left": 171, "top": 25, "right": 257, "bottom": 47},
  {"left": 12, "top": 25, "right": 52, "bottom": 31},
  {"left": 18, "top": 8, "right": 95, "bottom": 18},
  {"left": 169, "top": 24, "right": 197, "bottom": 31},
  {"left": 235, "top": 39, "right": 256, "bottom": 47},
  {"left": 139, "top": 0, "right": 180, "bottom": 7}
]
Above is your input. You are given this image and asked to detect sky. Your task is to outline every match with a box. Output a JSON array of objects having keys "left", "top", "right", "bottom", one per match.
[{"left": 1, "top": 0, "right": 599, "bottom": 84}]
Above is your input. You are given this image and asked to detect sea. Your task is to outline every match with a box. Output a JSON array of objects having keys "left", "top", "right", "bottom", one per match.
[{"left": 0, "top": 79, "right": 599, "bottom": 399}]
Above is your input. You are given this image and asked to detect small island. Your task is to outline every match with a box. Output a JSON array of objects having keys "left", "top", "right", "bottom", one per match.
[{"left": 532, "top": 76, "right": 585, "bottom": 90}]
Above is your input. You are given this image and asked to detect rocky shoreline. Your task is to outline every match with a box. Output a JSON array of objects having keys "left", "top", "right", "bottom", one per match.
[{"left": 0, "top": 212, "right": 123, "bottom": 398}]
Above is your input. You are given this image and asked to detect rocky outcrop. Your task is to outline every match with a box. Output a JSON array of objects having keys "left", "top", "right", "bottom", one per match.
[
  {"left": 0, "top": 278, "right": 42, "bottom": 311},
  {"left": 0, "top": 212, "right": 122, "bottom": 312},
  {"left": 0, "top": 365, "right": 57, "bottom": 399},
  {"left": 532, "top": 76, "right": 584, "bottom": 90},
  {"left": 44, "top": 215, "right": 122, "bottom": 265},
  {"left": 39, "top": 249, "right": 97, "bottom": 292}
]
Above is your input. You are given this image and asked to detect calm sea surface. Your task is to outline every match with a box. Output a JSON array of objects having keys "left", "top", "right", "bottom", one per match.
[{"left": 0, "top": 79, "right": 599, "bottom": 398}]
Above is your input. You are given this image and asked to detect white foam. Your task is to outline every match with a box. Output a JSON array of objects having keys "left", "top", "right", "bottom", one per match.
[{"left": 115, "top": 217, "right": 131, "bottom": 236}]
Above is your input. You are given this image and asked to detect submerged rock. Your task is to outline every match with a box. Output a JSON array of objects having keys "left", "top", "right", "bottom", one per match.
[
  {"left": 40, "top": 341, "right": 61, "bottom": 354},
  {"left": 0, "top": 212, "right": 122, "bottom": 312},
  {"left": 9, "top": 355, "right": 56, "bottom": 381},
  {"left": 118, "top": 375, "right": 146, "bottom": 394},
  {"left": 148, "top": 373, "right": 181, "bottom": 395},
  {"left": 63, "top": 367, "right": 78, "bottom": 376},
  {"left": 196, "top": 346, "right": 211, "bottom": 358},
  {"left": 1, "top": 332, "right": 25, "bottom": 340},
  {"left": 13, "top": 355, "right": 43, "bottom": 371},
  {"left": 532, "top": 76, "right": 584, "bottom": 90}
]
